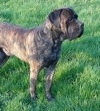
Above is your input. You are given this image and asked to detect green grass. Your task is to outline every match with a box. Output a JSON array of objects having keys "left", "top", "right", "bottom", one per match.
[{"left": 0, "top": 0, "right": 100, "bottom": 111}]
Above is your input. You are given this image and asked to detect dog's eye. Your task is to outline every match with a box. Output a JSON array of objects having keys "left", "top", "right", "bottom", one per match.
[
  {"left": 74, "top": 14, "right": 78, "bottom": 19},
  {"left": 68, "top": 17, "right": 73, "bottom": 22}
]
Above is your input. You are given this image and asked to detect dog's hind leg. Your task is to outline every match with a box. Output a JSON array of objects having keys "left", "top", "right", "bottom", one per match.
[{"left": 0, "top": 48, "right": 9, "bottom": 67}]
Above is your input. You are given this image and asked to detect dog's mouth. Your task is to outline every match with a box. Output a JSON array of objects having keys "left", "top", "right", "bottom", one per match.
[
  {"left": 78, "top": 27, "right": 84, "bottom": 37},
  {"left": 65, "top": 25, "right": 84, "bottom": 41},
  {"left": 77, "top": 25, "right": 84, "bottom": 38}
]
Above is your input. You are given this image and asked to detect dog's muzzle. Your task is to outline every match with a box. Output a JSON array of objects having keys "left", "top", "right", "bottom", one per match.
[{"left": 78, "top": 23, "right": 84, "bottom": 37}]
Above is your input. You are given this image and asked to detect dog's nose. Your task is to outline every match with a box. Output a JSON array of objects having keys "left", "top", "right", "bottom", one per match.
[{"left": 81, "top": 23, "right": 84, "bottom": 27}]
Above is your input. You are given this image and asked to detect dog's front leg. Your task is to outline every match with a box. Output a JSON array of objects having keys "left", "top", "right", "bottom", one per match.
[
  {"left": 46, "top": 65, "right": 56, "bottom": 101},
  {"left": 29, "top": 62, "right": 41, "bottom": 100}
]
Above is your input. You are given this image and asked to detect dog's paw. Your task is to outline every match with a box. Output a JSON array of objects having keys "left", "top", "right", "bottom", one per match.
[
  {"left": 31, "top": 95, "right": 37, "bottom": 101},
  {"left": 46, "top": 93, "right": 54, "bottom": 101},
  {"left": 47, "top": 96, "right": 54, "bottom": 101}
]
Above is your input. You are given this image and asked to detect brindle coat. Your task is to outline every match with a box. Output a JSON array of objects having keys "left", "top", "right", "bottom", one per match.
[{"left": 0, "top": 7, "right": 84, "bottom": 101}]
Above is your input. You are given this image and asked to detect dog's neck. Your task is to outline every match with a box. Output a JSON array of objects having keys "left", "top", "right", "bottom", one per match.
[{"left": 40, "top": 20, "right": 64, "bottom": 46}]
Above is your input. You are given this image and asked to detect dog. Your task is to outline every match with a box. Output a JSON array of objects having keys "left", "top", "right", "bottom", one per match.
[{"left": 0, "top": 7, "right": 84, "bottom": 101}]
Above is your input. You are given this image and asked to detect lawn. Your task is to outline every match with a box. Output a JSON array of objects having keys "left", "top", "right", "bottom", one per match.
[{"left": 0, "top": 0, "right": 100, "bottom": 111}]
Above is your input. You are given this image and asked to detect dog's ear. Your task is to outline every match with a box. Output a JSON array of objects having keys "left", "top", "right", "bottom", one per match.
[{"left": 48, "top": 9, "right": 63, "bottom": 28}]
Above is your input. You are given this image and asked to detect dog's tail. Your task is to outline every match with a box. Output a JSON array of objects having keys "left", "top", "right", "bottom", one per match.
[{"left": 0, "top": 48, "right": 9, "bottom": 67}]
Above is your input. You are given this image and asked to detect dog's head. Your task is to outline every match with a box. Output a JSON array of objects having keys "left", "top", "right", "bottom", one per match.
[{"left": 48, "top": 7, "right": 84, "bottom": 40}]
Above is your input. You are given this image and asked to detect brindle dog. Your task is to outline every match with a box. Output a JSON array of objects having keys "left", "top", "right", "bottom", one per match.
[{"left": 0, "top": 7, "right": 84, "bottom": 101}]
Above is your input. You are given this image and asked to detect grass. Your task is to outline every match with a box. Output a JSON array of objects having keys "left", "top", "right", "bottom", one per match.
[{"left": 0, "top": 0, "right": 100, "bottom": 111}]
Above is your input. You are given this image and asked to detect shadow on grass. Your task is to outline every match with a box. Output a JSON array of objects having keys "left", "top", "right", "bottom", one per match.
[
  {"left": 52, "top": 36, "right": 100, "bottom": 97},
  {"left": 68, "top": 36, "right": 100, "bottom": 59},
  {"left": 0, "top": 0, "right": 9, "bottom": 3},
  {"left": 0, "top": 9, "right": 13, "bottom": 22},
  {"left": 0, "top": 101, "right": 4, "bottom": 111}
]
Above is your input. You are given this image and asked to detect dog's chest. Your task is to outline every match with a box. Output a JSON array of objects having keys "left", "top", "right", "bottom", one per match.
[{"left": 43, "top": 41, "right": 61, "bottom": 67}]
